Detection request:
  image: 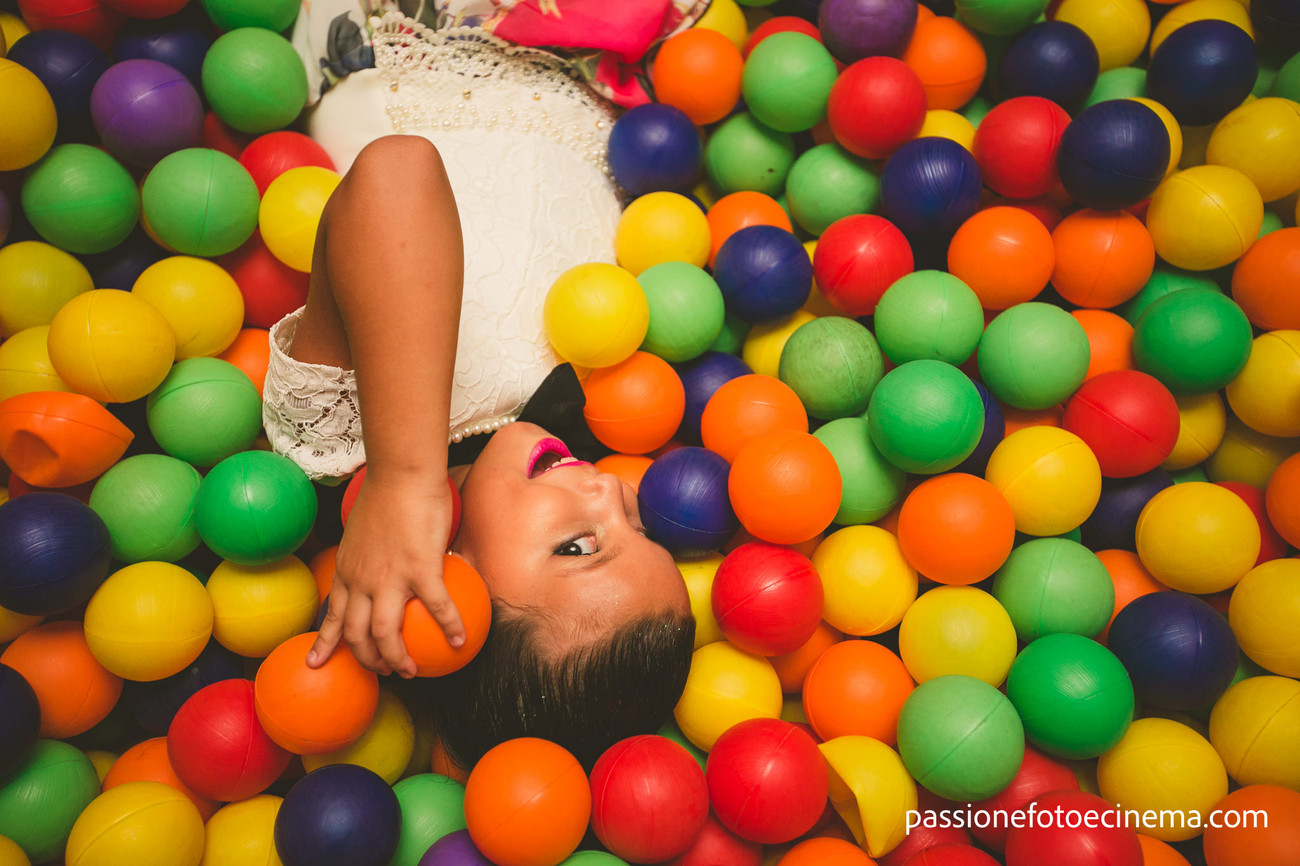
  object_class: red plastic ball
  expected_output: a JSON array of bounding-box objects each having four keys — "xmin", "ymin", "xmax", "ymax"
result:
[
  {"xmin": 1217, "ymin": 481, "xmax": 1289, "ymax": 566},
  {"xmin": 728, "ymin": 430, "xmax": 842, "ymax": 545},
  {"xmin": 1062, "ymin": 369, "xmax": 1179, "ymax": 478},
  {"xmin": 970, "ymin": 745, "xmax": 1078, "ymax": 852},
  {"xmin": 219, "ymin": 231, "xmax": 310, "ymax": 329},
  {"xmin": 239, "ymin": 131, "xmax": 337, "ymax": 196},
  {"xmin": 202, "ymin": 111, "xmax": 254, "ymax": 159},
  {"xmin": 705, "ymin": 718, "xmax": 829, "ymax": 845},
  {"xmin": 745, "ymin": 16, "xmax": 822, "ymax": 58},
  {"xmin": 1004, "ymin": 790, "xmax": 1143, "ymax": 866},
  {"xmin": 880, "ymin": 822, "xmax": 974, "ymax": 866},
  {"xmin": 583, "ymin": 351, "xmax": 686, "ymax": 455},
  {"xmin": 16, "ymin": 0, "xmax": 124, "ymax": 48},
  {"xmin": 712, "ymin": 542, "xmax": 824, "ymax": 656},
  {"xmin": 973, "ymin": 96, "xmax": 1071, "ymax": 200},
  {"xmin": 167, "ymin": 678, "xmax": 292, "ymax": 802},
  {"xmin": 904, "ymin": 844, "xmax": 1001, "ymax": 866},
  {"xmin": 663, "ymin": 814, "xmax": 762, "ymax": 866},
  {"xmin": 827, "ymin": 56, "xmax": 928, "ymax": 159},
  {"xmin": 812, "ymin": 214, "xmax": 914, "ymax": 316},
  {"xmin": 589, "ymin": 735, "xmax": 709, "ymax": 863}
]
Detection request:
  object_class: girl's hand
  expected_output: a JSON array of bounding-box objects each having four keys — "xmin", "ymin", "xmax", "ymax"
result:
[{"xmin": 307, "ymin": 473, "xmax": 465, "ymax": 676}]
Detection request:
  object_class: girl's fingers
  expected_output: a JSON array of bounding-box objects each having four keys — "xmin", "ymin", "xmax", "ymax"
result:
[
  {"xmin": 342, "ymin": 593, "xmax": 388, "ymax": 675},
  {"xmin": 372, "ymin": 592, "xmax": 416, "ymax": 678},
  {"xmin": 307, "ymin": 584, "xmax": 348, "ymax": 668},
  {"xmin": 413, "ymin": 574, "xmax": 467, "ymax": 649}
]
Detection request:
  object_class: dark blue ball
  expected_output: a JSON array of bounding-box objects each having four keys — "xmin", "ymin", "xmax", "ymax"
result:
[
  {"xmin": 0, "ymin": 493, "xmax": 112, "ymax": 617},
  {"xmin": 1147, "ymin": 20, "xmax": 1257, "ymax": 126},
  {"xmin": 1107, "ymin": 591, "xmax": 1240, "ymax": 710},
  {"xmin": 713, "ymin": 224, "xmax": 813, "ymax": 323},
  {"xmin": 608, "ymin": 103, "xmax": 703, "ymax": 196},
  {"xmin": 126, "ymin": 641, "xmax": 244, "ymax": 735},
  {"xmin": 880, "ymin": 136, "xmax": 982, "ymax": 241},
  {"xmin": 953, "ymin": 382, "xmax": 1004, "ymax": 476},
  {"xmin": 80, "ymin": 230, "xmax": 170, "ymax": 292},
  {"xmin": 0, "ymin": 663, "xmax": 41, "ymax": 779},
  {"xmin": 275, "ymin": 764, "xmax": 401, "ymax": 866},
  {"xmin": 676, "ymin": 351, "xmax": 752, "ymax": 442},
  {"xmin": 1056, "ymin": 99, "xmax": 1171, "ymax": 211},
  {"xmin": 113, "ymin": 21, "xmax": 213, "ymax": 89},
  {"xmin": 998, "ymin": 20, "xmax": 1100, "ymax": 112},
  {"xmin": 1080, "ymin": 469, "xmax": 1173, "ymax": 552},
  {"xmin": 6, "ymin": 30, "xmax": 110, "ymax": 138},
  {"xmin": 638, "ymin": 446, "xmax": 738, "ymax": 555}
]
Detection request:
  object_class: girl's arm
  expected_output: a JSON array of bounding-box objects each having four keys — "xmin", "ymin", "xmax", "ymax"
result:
[{"xmin": 296, "ymin": 135, "xmax": 466, "ymax": 677}]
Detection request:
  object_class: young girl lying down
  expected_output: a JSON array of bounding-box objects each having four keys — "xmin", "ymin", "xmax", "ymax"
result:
[{"xmin": 265, "ymin": 0, "xmax": 707, "ymax": 769}]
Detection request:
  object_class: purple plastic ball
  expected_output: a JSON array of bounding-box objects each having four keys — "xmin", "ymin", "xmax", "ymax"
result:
[
  {"xmin": 417, "ymin": 830, "xmax": 492, "ymax": 866},
  {"xmin": 818, "ymin": 0, "xmax": 919, "ymax": 63},
  {"xmin": 90, "ymin": 59, "xmax": 204, "ymax": 166}
]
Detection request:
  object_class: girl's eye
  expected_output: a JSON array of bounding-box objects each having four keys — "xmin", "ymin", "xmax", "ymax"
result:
[{"xmin": 555, "ymin": 535, "xmax": 598, "ymax": 556}]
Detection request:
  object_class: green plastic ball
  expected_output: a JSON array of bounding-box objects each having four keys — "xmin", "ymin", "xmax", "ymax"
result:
[
  {"xmin": 741, "ymin": 32, "xmax": 838, "ymax": 133},
  {"xmin": 637, "ymin": 262, "xmax": 726, "ymax": 363},
  {"xmin": 0, "ymin": 740, "xmax": 100, "ymax": 864},
  {"xmin": 1133, "ymin": 289, "xmax": 1253, "ymax": 395},
  {"xmin": 196, "ymin": 450, "xmax": 318, "ymax": 566},
  {"xmin": 707, "ymin": 311, "xmax": 749, "ymax": 355},
  {"xmin": 1005, "ymin": 633, "xmax": 1135, "ymax": 760},
  {"xmin": 147, "ymin": 357, "xmax": 264, "ymax": 467},
  {"xmin": 562, "ymin": 853, "xmax": 630, "ymax": 866},
  {"xmin": 201, "ymin": 28, "xmax": 308, "ymax": 134},
  {"xmin": 874, "ymin": 270, "xmax": 984, "ymax": 366},
  {"xmin": 1270, "ymin": 51, "xmax": 1300, "ymax": 102},
  {"xmin": 778, "ymin": 316, "xmax": 883, "ymax": 419},
  {"xmin": 201, "ymin": 0, "xmax": 299, "ymax": 31},
  {"xmin": 897, "ymin": 675, "xmax": 1025, "ymax": 801},
  {"xmin": 991, "ymin": 537, "xmax": 1115, "ymax": 642},
  {"xmin": 20, "ymin": 144, "xmax": 139, "ymax": 254},
  {"xmin": 962, "ymin": 95, "xmax": 994, "ymax": 127},
  {"xmin": 704, "ymin": 112, "xmax": 796, "ymax": 197},
  {"xmin": 813, "ymin": 416, "xmax": 906, "ymax": 524},
  {"xmin": 657, "ymin": 720, "xmax": 707, "ymax": 772},
  {"xmin": 142, "ymin": 148, "xmax": 260, "ymax": 257},
  {"xmin": 978, "ymin": 302, "xmax": 1091, "ymax": 410},
  {"xmin": 783, "ymin": 143, "xmax": 881, "ymax": 237},
  {"xmin": 1083, "ymin": 68, "xmax": 1148, "ymax": 108},
  {"xmin": 867, "ymin": 359, "xmax": 984, "ymax": 473},
  {"xmin": 954, "ymin": 0, "xmax": 1051, "ymax": 36},
  {"xmin": 1123, "ymin": 268, "xmax": 1221, "ymax": 325},
  {"xmin": 388, "ymin": 774, "xmax": 467, "ymax": 866},
  {"xmin": 89, "ymin": 454, "xmax": 202, "ymax": 563}
]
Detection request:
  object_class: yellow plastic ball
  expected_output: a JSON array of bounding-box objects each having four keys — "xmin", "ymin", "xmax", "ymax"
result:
[
  {"xmin": 0, "ymin": 13, "xmax": 30, "ymax": 53},
  {"xmin": 47, "ymin": 289, "xmax": 177, "ymax": 403},
  {"xmin": 206, "ymin": 555, "xmax": 320, "ymax": 658},
  {"xmin": 1147, "ymin": 166, "xmax": 1264, "ymax": 271},
  {"xmin": 741, "ymin": 309, "xmax": 815, "ymax": 378},
  {"xmin": 898, "ymin": 585, "xmax": 1017, "ymax": 686},
  {"xmin": 202, "ymin": 796, "xmax": 284, "ymax": 866},
  {"xmin": 674, "ymin": 640, "xmax": 782, "ymax": 751},
  {"xmin": 917, "ymin": 109, "xmax": 977, "ymax": 152},
  {"xmin": 0, "ymin": 58, "xmax": 56, "ymax": 172},
  {"xmin": 694, "ymin": 0, "xmax": 749, "ymax": 50},
  {"xmin": 66, "ymin": 781, "xmax": 205, "ymax": 866},
  {"xmin": 985, "ymin": 426, "xmax": 1102, "ymax": 537},
  {"xmin": 1208, "ymin": 675, "xmax": 1300, "ymax": 790},
  {"xmin": 84, "ymin": 750, "xmax": 117, "ymax": 786},
  {"xmin": 1135, "ymin": 481, "xmax": 1260, "ymax": 593},
  {"xmin": 1130, "ymin": 98, "xmax": 1183, "ymax": 177},
  {"xmin": 83, "ymin": 562, "xmax": 214, "ymax": 682},
  {"xmin": 0, "ymin": 603, "xmax": 41, "ymax": 643},
  {"xmin": 615, "ymin": 192, "xmax": 711, "ymax": 276},
  {"xmin": 813, "ymin": 525, "xmax": 918, "ymax": 636},
  {"xmin": 819, "ymin": 736, "xmax": 918, "ymax": 858},
  {"xmin": 543, "ymin": 262, "xmax": 649, "ymax": 368},
  {"xmin": 258, "ymin": 165, "xmax": 342, "ymax": 273},
  {"xmin": 0, "ymin": 325, "xmax": 70, "ymax": 402},
  {"xmin": 302, "ymin": 688, "xmax": 414, "ymax": 784},
  {"xmin": 1097, "ymin": 718, "xmax": 1228, "ymax": 842},
  {"xmin": 0, "ymin": 835, "xmax": 30, "ymax": 866},
  {"xmin": 1204, "ymin": 415, "xmax": 1300, "ymax": 488},
  {"xmin": 1150, "ymin": 0, "xmax": 1254, "ymax": 55},
  {"xmin": 1054, "ymin": 0, "xmax": 1151, "ymax": 71},
  {"xmin": 0, "ymin": 241, "xmax": 94, "ymax": 338},
  {"xmin": 679, "ymin": 554, "xmax": 725, "ymax": 649},
  {"xmin": 1228, "ymin": 558, "xmax": 1300, "ymax": 677},
  {"xmin": 1163, "ymin": 392, "xmax": 1227, "ymax": 471},
  {"xmin": 1225, "ymin": 330, "xmax": 1300, "ymax": 438},
  {"xmin": 1207, "ymin": 98, "xmax": 1300, "ymax": 203},
  {"xmin": 132, "ymin": 256, "xmax": 244, "ymax": 359}
]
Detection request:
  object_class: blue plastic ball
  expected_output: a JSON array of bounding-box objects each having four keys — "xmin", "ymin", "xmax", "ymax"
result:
[
  {"xmin": 275, "ymin": 764, "xmax": 402, "ymax": 866},
  {"xmin": 638, "ymin": 446, "xmax": 739, "ymax": 555},
  {"xmin": 6, "ymin": 30, "xmax": 111, "ymax": 139},
  {"xmin": 952, "ymin": 381, "xmax": 1005, "ymax": 476},
  {"xmin": 81, "ymin": 230, "xmax": 170, "ymax": 292},
  {"xmin": 1056, "ymin": 99, "xmax": 1171, "ymax": 210},
  {"xmin": 676, "ymin": 351, "xmax": 752, "ymax": 442},
  {"xmin": 0, "ymin": 493, "xmax": 112, "ymax": 617},
  {"xmin": 1147, "ymin": 20, "xmax": 1258, "ymax": 126},
  {"xmin": 1079, "ymin": 469, "xmax": 1173, "ymax": 552},
  {"xmin": 1107, "ymin": 591, "xmax": 1240, "ymax": 710},
  {"xmin": 0, "ymin": 664, "xmax": 41, "ymax": 779},
  {"xmin": 113, "ymin": 20, "xmax": 214, "ymax": 88},
  {"xmin": 998, "ymin": 20, "xmax": 1099, "ymax": 112},
  {"xmin": 608, "ymin": 103, "xmax": 703, "ymax": 196},
  {"xmin": 713, "ymin": 224, "xmax": 813, "ymax": 323},
  {"xmin": 880, "ymin": 136, "xmax": 982, "ymax": 241},
  {"xmin": 126, "ymin": 641, "xmax": 244, "ymax": 735}
]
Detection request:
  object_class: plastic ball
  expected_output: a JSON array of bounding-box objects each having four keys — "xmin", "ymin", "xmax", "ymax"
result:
[
  {"xmin": 1050, "ymin": 209, "xmax": 1155, "ymax": 310},
  {"xmin": 741, "ymin": 309, "xmax": 812, "ymax": 377},
  {"xmin": 131, "ymin": 255, "xmax": 243, "ymax": 358},
  {"xmin": 1136, "ymin": 481, "xmax": 1260, "ymax": 593},
  {"xmin": 146, "ymin": 357, "xmax": 263, "ymax": 466},
  {"xmin": 813, "ymin": 417, "xmax": 907, "ymax": 524},
  {"xmin": 650, "ymin": 28, "xmax": 743, "ymax": 126},
  {"xmin": 1229, "ymin": 558, "xmax": 1300, "ymax": 677},
  {"xmin": 142, "ymin": 147, "xmax": 260, "ymax": 256},
  {"xmin": 386, "ymin": 775, "xmax": 468, "ymax": 866},
  {"xmin": 818, "ymin": 734, "xmax": 919, "ymax": 858},
  {"xmin": 111, "ymin": 20, "xmax": 210, "ymax": 88},
  {"xmin": 803, "ymin": 638, "xmax": 914, "ymax": 743},
  {"xmin": 1203, "ymin": 784, "xmax": 1300, "ymax": 866},
  {"xmin": 255, "ymin": 631, "xmax": 378, "ymax": 755},
  {"xmin": 90, "ymin": 59, "xmax": 202, "ymax": 166},
  {"xmin": 1208, "ymin": 415, "xmax": 1296, "ymax": 489},
  {"xmin": 5, "ymin": 29, "xmax": 108, "ymax": 141},
  {"xmin": 970, "ymin": 745, "xmax": 1079, "ymax": 852},
  {"xmin": 401, "ymin": 555, "xmax": 490, "ymax": 677},
  {"xmin": 631, "ymin": 263, "xmax": 722, "ymax": 364},
  {"xmin": 46, "ymin": 289, "xmax": 173, "ymax": 404},
  {"xmin": 415, "ymin": 829, "xmax": 490, "ymax": 866},
  {"xmin": 948, "ymin": 207, "xmax": 1054, "ymax": 310},
  {"xmin": 728, "ymin": 430, "xmax": 842, "ymax": 544},
  {"xmin": 827, "ymin": 57, "xmax": 928, "ymax": 160},
  {"xmin": 221, "ymin": 235, "xmax": 309, "ymax": 330},
  {"xmin": 126, "ymin": 641, "xmax": 242, "ymax": 735},
  {"xmin": 706, "ymin": 718, "xmax": 828, "ymax": 845},
  {"xmin": 258, "ymin": 165, "xmax": 341, "ymax": 273},
  {"xmin": 216, "ymin": 327, "xmax": 270, "ymax": 395},
  {"xmin": 1063, "ymin": 370, "xmax": 1179, "ymax": 478},
  {"xmin": 101, "ymin": 737, "xmax": 216, "ymax": 821},
  {"xmin": 206, "ymin": 555, "xmax": 318, "ymax": 658},
  {"xmin": 200, "ymin": 28, "xmax": 306, "ymax": 134},
  {"xmin": 1207, "ymin": 97, "xmax": 1300, "ymax": 202},
  {"xmin": 1135, "ymin": 291, "xmax": 1253, "ymax": 401},
  {"xmin": 1209, "ymin": 675, "xmax": 1300, "ymax": 790},
  {"xmin": 300, "ymin": 687, "xmax": 414, "ymax": 784},
  {"xmin": 0, "ymin": 241, "xmax": 93, "ymax": 337},
  {"xmin": 814, "ymin": 525, "xmax": 916, "ymax": 635},
  {"xmin": 778, "ymin": 316, "xmax": 882, "ymax": 419},
  {"xmin": 783, "ymin": 142, "xmax": 878, "ymax": 235},
  {"xmin": 1225, "ymin": 331, "xmax": 1300, "ymax": 438},
  {"xmin": 972, "ymin": 97, "xmax": 1070, "ymax": 200},
  {"xmin": 64, "ymin": 781, "xmax": 203, "ymax": 866},
  {"xmin": 741, "ymin": 32, "xmax": 838, "ymax": 133},
  {"xmin": 986, "ymin": 426, "xmax": 1103, "ymax": 537},
  {"xmin": 779, "ymin": 837, "xmax": 877, "ymax": 866},
  {"xmin": 589, "ymin": 736, "xmax": 708, "ymax": 863},
  {"xmin": 238, "ymin": 130, "xmax": 334, "ymax": 195},
  {"xmin": 615, "ymin": 192, "xmax": 710, "ymax": 276},
  {"xmin": 1053, "ymin": 0, "xmax": 1151, "ymax": 71},
  {"xmin": 896, "ymin": 473, "xmax": 1014, "ymax": 586},
  {"xmin": 711, "ymin": 542, "xmax": 823, "ymax": 656},
  {"xmin": 0, "ymin": 664, "xmax": 40, "ymax": 780},
  {"xmin": 0, "ymin": 740, "xmax": 100, "ymax": 865},
  {"xmin": 1072, "ymin": 309, "xmax": 1134, "ymax": 381},
  {"xmin": 1146, "ymin": 166, "xmax": 1263, "ymax": 272},
  {"xmin": 200, "ymin": 0, "xmax": 297, "ymax": 31},
  {"xmin": 874, "ymin": 271, "xmax": 983, "ymax": 366},
  {"xmin": 20, "ymin": 143, "xmax": 139, "ymax": 254},
  {"xmin": 581, "ymin": 351, "xmax": 684, "ymax": 454},
  {"xmin": 676, "ymin": 351, "xmax": 751, "ymax": 441},
  {"xmin": 998, "ymin": 21, "xmax": 1098, "ymax": 112},
  {"xmin": 1147, "ymin": 20, "xmax": 1257, "ymax": 127},
  {"xmin": 166, "ymin": 678, "xmax": 290, "ymax": 802},
  {"xmin": 992, "ymin": 538, "xmax": 1113, "ymax": 641},
  {"xmin": 706, "ymin": 190, "xmax": 792, "ymax": 266},
  {"xmin": 953, "ymin": 0, "xmax": 1049, "ymax": 36},
  {"xmin": 899, "ymin": 586, "xmax": 1017, "ymax": 685},
  {"xmin": 0, "ymin": 492, "xmax": 111, "ymax": 616},
  {"xmin": 660, "ymin": 814, "xmax": 759, "ymax": 866},
  {"xmin": 0, "ymin": 620, "xmax": 122, "ymax": 738},
  {"xmin": 1003, "ymin": 790, "xmax": 1142, "ymax": 866},
  {"xmin": 0, "ymin": 57, "xmax": 57, "ymax": 171},
  {"xmin": 705, "ymin": 112, "xmax": 796, "ymax": 197},
  {"xmin": 868, "ymin": 360, "xmax": 984, "ymax": 473},
  {"xmin": 700, "ymin": 373, "xmax": 807, "ymax": 462},
  {"xmin": 272, "ymin": 765, "xmax": 400, "ymax": 866},
  {"xmin": 83, "ymin": 561, "xmax": 211, "ymax": 682},
  {"xmin": 544, "ymin": 263, "xmax": 648, "ymax": 369},
  {"xmin": 979, "ymin": 302, "xmax": 1090, "ymax": 409},
  {"xmin": 901, "ymin": 15, "xmax": 986, "ymax": 110},
  {"xmin": 202, "ymin": 796, "xmax": 282, "ymax": 866},
  {"xmin": 196, "ymin": 450, "xmax": 316, "ymax": 566},
  {"xmin": 1232, "ymin": 228, "xmax": 1300, "ymax": 330},
  {"xmin": 818, "ymin": 0, "xmax": 917, "ymax": 63},
  {"xmin": 812, "ymin": 214, "xmax": 914, "ymax": 315},
  {"xmin": 674, "ymin": 641, "xmax": 782, "ymax": 751},
  {"xmin": 714, "ymin": 224, "xmax": 813, "ymax": 322},
  {"xmin": 881, "ymin": 136, "xmax": 982, "ymax": 242},
  {"xmin": 1080, "ymin": 469, "xmax": 1173, "ymax": 551},
  {"xmin": 638, "ymin": 446, "xmax": 737, "ymax": 555}
]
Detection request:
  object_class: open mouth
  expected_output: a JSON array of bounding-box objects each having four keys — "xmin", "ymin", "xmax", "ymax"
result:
[{"xmin": 527, "ymin": 437, "xmax": 587, "ymax": 477}]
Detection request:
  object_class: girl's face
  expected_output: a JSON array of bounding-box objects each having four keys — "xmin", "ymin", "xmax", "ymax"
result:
[{"xmin": 449, "ymin": 422, "xmax": 690, "ymax": 652}]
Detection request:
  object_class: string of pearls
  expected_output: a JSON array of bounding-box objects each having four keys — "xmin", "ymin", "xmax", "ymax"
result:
[{"xmin": 448, "ymin": 410, "xmax": 521, "ymax": 444}]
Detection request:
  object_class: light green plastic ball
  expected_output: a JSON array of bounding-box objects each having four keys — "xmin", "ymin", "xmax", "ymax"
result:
[
  {"xmin": 978, "ymin": 302, "xmax": 1091, "ymax": 410},
  {"xmin": 388, "ymin": 774, "xmax": 467, "ymax": 866},
  {"xmin": 778, "ymin": 316, "xmax": 883, "ymax": 419},
  {"xmin": 874, "ymin": 270, "xmax": 984, "ymax": 366},
  {"xmin": 142, "ymin": 148, "xmax": 260, "ymax": 257},
  {"xmin": 741, "ymin": 32, "xmax": 838, "ymax": 133},
  {"xmin": 813, "ymin": 416, "xmax": 906, "ymax": 524},
  {"xmin": 20, "ymin": 144, "xmax": 139, "ymax": 254},
  {"xmin": 784, "ymin": 143, "xmax": 881, "ymax": 236},
  {"xmin": 637, "ymin": 261, "xmax": 726, "ymax": 363},
  {"xmin": 201, "ymin": 28, "xmax": 308, "ymax": 134},
  {"xmin": 991, "ymin": 537, "xmax": 1115, "ymax": 641},
  {"xmin": 704, "ymin": 112, "xmax": 796, "ymax": 196},
  {"xmin": 89, "ymin": 454, "xmax": 203, "ymax": 563}
]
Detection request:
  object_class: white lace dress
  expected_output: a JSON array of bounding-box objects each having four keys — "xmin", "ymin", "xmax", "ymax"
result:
[{"xmin": 263, "ymin": 9, "xmax": 622, "ymax": 481}]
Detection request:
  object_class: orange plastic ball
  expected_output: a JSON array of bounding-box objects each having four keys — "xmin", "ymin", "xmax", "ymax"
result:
[
  {"xmin": 1264, "ymin": 452, "xmax": 1300, "ymax": 548},
  {"xmin": 770, "ymin": 620, "xmax": 842, "ymax": 692},
  {"xmin": 0, "ymin": 390, "xmax": 133, "ymax": 487},
  {"xmin": 707, "ymin": 191, "xmax": 793, "ymax": 266},
  {"xmin": 253, "ymin": 631, "xmax": 379, "ymax": 755},
  {"xmin": 1202, "ymin": 785, "xmax": 1300, "ymax": 866},
  {"xmin": 1051, "ymin": 209, "xmax": 1155, "ymax": 309},
  {"xmin": 401, "ymin": 554, "xmax": 491, "ymax": 677},
  {"xmin": 802, "ymin": 638, "xmax": 914, "ymax": 745},
  {"xmin": 1072, "ymin": 309, "xmax": 1135, "ymax": 380},
  {"xmin": 1096, "ymin": 548, "xmax": 1167, "ymax": 642},
  {"xmin": 464, "ymin": 737, "xmax": 592, "ymax": 866},
  {"xmin": 1231, "ymin": 227, "xmax": 1300, "ymax": 330},
  {"xmin": 728, "ymin": 430, "xmax": 841, "ymax": 545},
  {"xmin": 0, "ymin": 619, "xmax": 122, "ymax": 738},
  {"xmin": 309, "ymin": 545, "xmax": 337, "ymax": 603},
  {"xmin": 779, "ymin": 836, "xmax": 878, "ymax": 866},
  {"xmin": 582, "ymin": 351, "xmax": 685, "ymax": 454},
  {"xmin": 948, "ymin": 206, "xmax": 1055, "ymax": 310},
  {"xmin": 1139, "ymin": 834, "xmax": 1193, "ymax": 866},
  {"xmin": 700, "ymin": 373, "xmax": 808, "ymax": 463},
  {"xmin": 593, "ymin": 454, "xmax": 653, "ymax": 492},
  {"xmin": 651, "ymin": 28, "xmax": 744, "ymax": 126},
  {"xmin": 216, "ymin": 327, "xmax": 271, "ymax": 396},
  {"xmin": 896, "ymin": 473, "xmax": 1016, "ymax": 585},
  {"xmin": 102, "ymin": 737, "xmax": 219, "ymax": 821},
  {"xmin": 902, "ymin": 15, "xmax": 987, "ymax": 111},
  {"xmin": 1000, "ymin": 403, "xmax": 1064, "ymax": 436}
]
